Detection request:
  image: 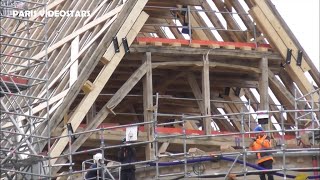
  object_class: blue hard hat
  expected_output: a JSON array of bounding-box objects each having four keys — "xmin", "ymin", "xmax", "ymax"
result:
[{"xmin": 254, "ymin": 126, "xmax": 263, "ymax": 132}]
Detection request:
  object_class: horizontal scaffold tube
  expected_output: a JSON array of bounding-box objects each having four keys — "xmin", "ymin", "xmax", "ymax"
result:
[{"xmin": 148, "ymin": 156, "xmax": 320, "ymax": 179}]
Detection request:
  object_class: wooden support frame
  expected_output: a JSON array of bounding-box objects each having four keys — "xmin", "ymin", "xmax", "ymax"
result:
[
  {"xmin": 49, "ymin": 8, "xmax": 149, "ymax": 168},
  {"xmin": 202, "ymin": 57, "xmax": 211, "ymax": 134},
  {"xmin": 250, "ymin": 6, "xmax": 319, "ymax": 106},
  {"xmin": 52, "ymin": 59, "xmax": 148, "ymax": 174},
  {"xmin": 142, "ymin": 52, "xmax": 155, "ymax": 160},
  {"xmin": 259, "ymin": 57, "xmax": 270, "ymax": 130},
  {"xmin": 187, "ymin": 73, "xmax": 215, "ymax": 133}
]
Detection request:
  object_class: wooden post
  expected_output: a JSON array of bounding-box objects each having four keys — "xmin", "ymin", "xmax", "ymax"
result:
[
  {"xmin": 143, "ymin": 52, "xmax": 155, "ymax": 160},
  {"xmin": 259, "ymin": 57, "xmax": 269, "ymax": 131},
  {"xmin": 202, "ymin": 58, "xmax": 211, "ymax": 135}
]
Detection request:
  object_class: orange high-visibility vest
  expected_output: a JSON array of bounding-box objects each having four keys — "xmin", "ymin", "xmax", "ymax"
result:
[{"xmin": 250, "ymin": 135, "xmax": 274, "ymax": 164}]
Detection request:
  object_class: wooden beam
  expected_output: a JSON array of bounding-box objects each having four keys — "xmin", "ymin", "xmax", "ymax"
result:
[
  {"xmin": 187, "ymin": 73, "xmax": 205, "ymax": 115},
  {"xmin": 187, "ymin": 73, "xmax": 213, "ymax": 133},
  {"xmin": 130, "ymin": 45, "xmax": 282, "ymax": 60},
  {"xmin": 52, "ymin": 60, "xmax": 148, "ymax": 174},
  {"xmin": 253, "ymin": 0, "xmax": 315, "ymax": 74},
  {"xmin": 249, "ymin": 6, "xmax": 319, "ymax": 106},
  {"xmin": 212, "ymin": 0, "xmax": 246, "ymax": 42},
  {"xmin": 224, "ymin": 89, "xmax": 251, "ymax": 131},
  {"xmin": 190, "ymin": 6, "xmax": 217, "ymax": 41},
  {"xmin": 225, "ymin": 0, "xmax": 264, "ymax": 43},
  {"xmin": 158, "ymin": 142, "xmax": 170, "ymax": 155},
  {"xmin": 142, "ymin": 52, "xmax": 155, "ymax": 160},
  {"xmin": 44, "ymin": 0, "xmax": 147, "ymax": 144},
  {"xmin": 259, "ymin": 57, "xmax": 269, "ymax": 130},
  {"xmin": 202, "ymin": 58, "xmax": 211, "ymax": 134},
  {"xmin": 199, "ymin": 0, "xmax": 233, "ymax": 41},
  {"xmin": 154, "ymin": 72, "xmax": 187, "ymax": 94},
  {"xmin": 259, "ymin": 57, "xmax": 269, "ymax": 110},
  {"xmin": 49, "ymin": 8, "xmax": 149, "ymax": 168},
  {"xmin": 152, "ymin": 61, "xmax": 261, "ymax": 74},
  {"xmin": 264, "ymin": 0, "xmax": 320, "ymax": 87}
]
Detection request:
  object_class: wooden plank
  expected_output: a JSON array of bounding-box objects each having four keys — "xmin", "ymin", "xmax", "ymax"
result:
[
  {"xmin": 142, "ymin": 52, "xmax": 155, "ymax": 160},
  {"xmin": 135, "ymin": 37, "xmax": 271, "ymax": 49},
  {"xmin": 200, "ymin": 0, "xmax": 233, "ymax": 41},
  {"xmin": 83, "ymin": 0, "xmax": 110, "ymax": 25},
  {"xmin": 259, "ymin": 57, "xmax": 269, "ymax": 110},
  {"xmin": 264, "ymin": 0, "xmax": 320, "ymax": 86},
  {"xmin": 158, "ymin": 142, "xmax": 170, "ymax": 155},
  {"xmin": 190, "ymin": 6, "xmax": 217, "ymax": 41},
  {"xmin": 212, "ymin": 0, "xmax": 246, "ymax": 42},
  {"xmin": 224, "ymin": 90, "xmax": 250, "ymax": 131},
  {"xmin": 37, "ymin": 15, "xmax": 118, "ymax": 101},
  {"xmin": 259, "ymin": 57, "xmax": 270, "ymax": 130},
  {"xmin": 154, "ymin": 72, "xmax": 187, "ymax": 94},
  {"xmin": 152, "ymin": 61, "xmax": 261, "ymax": 74},
  {"xmin": 253, "ymin": 0, "xmax": 310, "ymax": 72},
  {"xmin": 49, "ymin": 10, "xmax": 149, "ymax": 166},
  {"xmin": 250, "ymin": 7, "xmax": 319, "ymax": 106},
  {"xmin": 69, "ymin": 36, "xmax": 79, "ymax": 86},
  {"xmin": 130, "ymin": 45, "xmax": 280, "ymax": 60},
  {"xmin": 202, "ymin": 58, "xmax": 211, "ymax": 135},
  {"xmin": 187, "ymin": 73, "xmax": 215, "ymax": 133},
  {"xmin": 187, "ymin": 73, "xmax": 205, "ymax": 113},
  {"xmin": 52, "ymin": 62, "xmax": 147, "ymax": 173},
  {"xmin": 225, "ymin": 0, "xmax": 265, "ymax": 43},
  {"xmin": 50, "ymin": 11, "xmax": 149, "ymax": 173}
]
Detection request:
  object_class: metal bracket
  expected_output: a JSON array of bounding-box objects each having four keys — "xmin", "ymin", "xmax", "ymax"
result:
[
  {"xmin": 122, "ymin": 37, "xmax": 130, "ymax": 54},
  {"xmin": 297, "ymin": 50, "xmax": 303, "ymax": 66},
  {"xmin": 286, "ymin": 48, "xmax": 292, "ymax": 64},
  {"xmin": 113, "ymin": 36, "xmax": 120, "ymax": 53}
]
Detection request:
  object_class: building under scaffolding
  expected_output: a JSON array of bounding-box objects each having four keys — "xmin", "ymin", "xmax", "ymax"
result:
[{"xmin": 0, "ymin": 0, "xmax": 319, "ymax": 179}]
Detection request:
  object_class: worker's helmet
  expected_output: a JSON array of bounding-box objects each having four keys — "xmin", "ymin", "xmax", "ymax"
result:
[
  {"xmin": 93, "ymin": 153, "xmax": 103, "ymax": 162},
  {"xmin": 254, "ymin": 125, "xmax": 263, "ymax": 132}
]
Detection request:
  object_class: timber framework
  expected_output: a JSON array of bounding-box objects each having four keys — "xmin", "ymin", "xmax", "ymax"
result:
[{"xmin": 0, "ymin": 0, "xmax": 319, "ymax": 179}]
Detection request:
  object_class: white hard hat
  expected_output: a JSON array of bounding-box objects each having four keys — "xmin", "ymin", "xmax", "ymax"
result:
[{"xmin": 93, "ymin": 153, "xmax": 103, "ymax": 161}]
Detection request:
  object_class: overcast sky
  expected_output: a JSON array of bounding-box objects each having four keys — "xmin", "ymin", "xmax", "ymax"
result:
[{"xmin": 271, "ymin": 0, "xmax": 319, "ymax": 70}]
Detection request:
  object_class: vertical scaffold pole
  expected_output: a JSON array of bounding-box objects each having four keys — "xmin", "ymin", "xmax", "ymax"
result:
[
  {"xmin": 280, "ymin": 105, "xmax": 287, "ymax": 179},
  {"xmin": 154, "ymin": 93, "xmax": 159, "ymax": 179},
  {"xmin": 241, "ymin": 107, "xmax": 247, "ymax": 179}
]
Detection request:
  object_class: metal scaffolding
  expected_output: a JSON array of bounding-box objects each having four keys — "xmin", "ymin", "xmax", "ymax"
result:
[
  {"xmin": 0, "ymin": 1, "xmax": 319, "ymax": 179},
  {"xmin": 0, "ymin": 0, "xmax": 49, "ymax": 179},
  {"xmin": 47, "ymin": 90, "xmax": 319, "ymax": 180}
]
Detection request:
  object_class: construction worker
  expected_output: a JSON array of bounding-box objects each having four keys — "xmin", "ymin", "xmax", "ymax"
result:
[
  {"xmin": 118, "ymin": 138, "xmax": 136, "ymax": 180},
  {"xmin": 85, "ymin": 153, "xmax": 111, "ymax": 180},
  {"xmin": 250, "ymin": 126, "xmax": 274, "ymax": 180}
]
